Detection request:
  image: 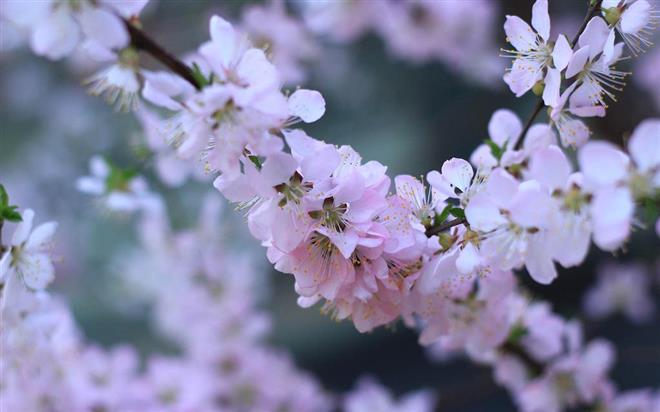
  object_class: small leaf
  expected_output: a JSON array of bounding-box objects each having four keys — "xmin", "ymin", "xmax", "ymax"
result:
[
  {"xmin": 248, "ymin": 155, "xmax": 263, "ymax": 170},
  {"xmin": 191, "ymin": 62, "xmax": 210, "ymax": 88},
  {"xmin": 507, "ymin": 324, "xmax": 528, "ymax": 344},
  {"xmin": 485, "ymin": 139, "xmax": 503, "ymax": 161},
  {"xmin": 449, "ymin": 207, "xmax": 465, "ymax": 219},
  {"xmin": 0, "ymin": 184, "xmax": 8, "ymax": 207},
  {"xmin": 435, "ymin": 204, "xmax": 454, "ymax": 225},
  {"xmin": 2, "ymin": 208, "xmax": 22, "ymax": 222}
]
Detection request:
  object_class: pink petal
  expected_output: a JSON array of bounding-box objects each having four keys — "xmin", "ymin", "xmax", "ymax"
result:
[
  {"xmin": 531, "ymin": 0, "xmax": 551, "ymax": 42},
  {"xmin": 578, "ymin": 17, "xmax": 610, "ymax": 59},
  {"xmin": 566, "ymin": 45, "xmax": 591, "ymax": 78},
  {"xmin": 578, "ymin": 141, "xmax": 630, "ymax": 187},
  {"xmin": 542, "ymin": 68, "xmax": 561, "ymax": 107},
  {"xmin": 628, "ymin": 119, "xmax": 660, "ymax": 173},
  {"xmin": 504, "ymin": 15, "xmax": 538, "ymax": 51},
  {"xmin": 528, "ymin": 145, "xmax": 571, "ymax": 190},
  {"xmin": 488, "ymin": 109, "xmax": 523, "ymax": 147},
  {"xmin": 441, "ymin": 158, "xmax": 474, "ymax": 193},
  {"xmin": 288, "ymin": 89, "xmax": 326, "ymax": 123},
  {"xmin": 552, "ymin": 34, "xmax": 573, "ymax": 71}
]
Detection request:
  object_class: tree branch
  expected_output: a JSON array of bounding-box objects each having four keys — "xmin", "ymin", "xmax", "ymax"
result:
[
  {"xmin": 123, "ymin": 19, "xmax": 201, "ymax": 90},
  {"xmin": 425, "ymin": 217, "xmax": 467, "ymax": 237},
  {"xmin": 514, "ymin": 0, "xmax": 603, "ymax": 149}
]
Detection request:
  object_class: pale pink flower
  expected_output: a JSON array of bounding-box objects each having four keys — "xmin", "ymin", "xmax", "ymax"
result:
[
  {"xmin": 465, "ymin": 170, "xmax": 558, "ymax": 284},
  {"xmin": 566, "ymin": 18, "xmax": 626, "ymax": 107},
  {"xmin": 344, "ymin": 376, "xmax": 435, "ymax": 412},
  {"xmin": 584, "ymin": 262, "xmax": 656, "ymax": 323},
  {"xmin": 503, "ymin": 0, "xmax": 573, "ymax": 104},
  {"xmin": 601, "ymin": 0, "xmax": 659, "ymax": 55},
  {"xmin": 241, "ymin": 0, "xmax": 318, "ymax": 84},
  {"xmin": 0, "ymin": 209, "xmax": 56, "ymax": 291}
]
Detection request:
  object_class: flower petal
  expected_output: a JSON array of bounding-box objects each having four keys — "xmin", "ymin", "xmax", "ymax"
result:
[{"xmin": 288, "ymin": 89, "xmax": 326, "ymax": 123}]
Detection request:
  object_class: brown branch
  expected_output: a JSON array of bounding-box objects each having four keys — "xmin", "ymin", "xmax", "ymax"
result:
[
  {"xmin": 425, "ymin": 217, "xmax": 467, "ymax": 237},
  {"xmin": 514, "ymin": 0, "xmax": 603, "ymax": 149},
  {"xmin": 123, "ymin": 19, "xmax": 201, "ymax": 90}
]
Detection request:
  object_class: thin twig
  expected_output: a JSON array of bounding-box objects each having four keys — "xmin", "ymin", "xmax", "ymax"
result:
[
  {"xmin": 425, "ymin": 217, "xmax": 467, "ymax": 237},
  {"xmin": 514, "ymin": 0, "xmax": 603, "ymax": 149},
  {"xmin": 123, "ymin": 19, "xmax": 201, "ymax": 90}
]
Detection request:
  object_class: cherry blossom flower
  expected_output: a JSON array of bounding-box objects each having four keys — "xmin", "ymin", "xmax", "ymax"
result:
[
  {"xmin": 241, "ymin": 0, "xmax": 318, "ymax": 84},
  {"xmin": 344, "ymin": 376, "xmax": 435, "ymax": 412},
  {"xmin": 601, "ymin": 0, "xmax": 659, "ymax": 55},
  {"xmin": 583, "ymin": 262, "xmax": 656, "ymax": 323},
  {"xmin": 565, "ymin": 18, "xmax": 627, "ymax": 107},
  {"xmin": 502, "ymin": 0, "xmax": 573, "ymax": 105},
  {"xmin": 0, "ymin": 209, "xmax": 56, "ymax": 291},
  {"xmin": 76, "ymin": 155, "xmax": 157, "ymax": 213}
]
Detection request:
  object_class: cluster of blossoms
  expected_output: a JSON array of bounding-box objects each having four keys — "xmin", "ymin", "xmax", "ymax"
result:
[
  {"xmin": 298, "ymin": 0, "xmax": 503, "ymax": 83},
  {"xmin": 503, "ymin": 0, "xmax": 658, "ymax": 146},
  {"xmin": 1, "ymin": 0, "xmax": 150, "ymax": 111},
  {"xmin": 0, "ymin": 190, "xmax": 434, "ymax": 411},
  {"xmin": 3, "ymin": 0, "xmax": 659, "ymax": 411}
]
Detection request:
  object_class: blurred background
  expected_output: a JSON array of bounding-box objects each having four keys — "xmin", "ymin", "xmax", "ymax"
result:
[{"xmin": 1, "ymin": 1, "xmax": 658, "ymax": 410}]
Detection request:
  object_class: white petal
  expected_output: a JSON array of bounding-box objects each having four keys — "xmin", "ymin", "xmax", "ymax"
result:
[
  {"xmin": 551, "ymin": 213, "xmax": 591, "ymax": 267},
  {"xmin": 578, "ymin": 141, "xmax": 630, "ymax": 187},
  {"xmin": 523, "ymin": 124, "xmax": 557, "ymax": 154},
  {"xmin": 288, "ymin": 89, "xmax": 326, "ymax": 123},
  {"xmin": 465, "ymin": 193, "xmax": 507, "ymax": 232},
  {"xmin": 0, "ymin": 251, "xmax": 10, "ymax": 283},
  {"xmin": 525, "ymin": 237, "xmax": 557, "ymax": 284},
  {"xmin": 628, "ymin": 118, "xmax": 660, "ymax": 173},
  {"xmin": 558, "ymin": 118, "xmax": 591, "ymax": 148},
  {"xmin": 488, "ymin": 109, "xmax": 523, "ymax": 147},
  {"xmin": 76, "ymin": 176, "xmax": 105, "ymax": 195},
  {"xmin": 25, "ymin": 222, "xmax": 57, "ymax": 251},
  {"xmin": 30, "ymin": 8, "xmax": 80, "ymax": 60},
  {"xmin": 509, "ymin": 181, "xmax": 553, "ymax": 228},
  {"xmin": 441, "ymin": 158, "xmax": 474, "ymax": 193},
  {"xmin": 78, "ymin": 7, "xmax": 129, "ymax": 51},
  {"xmin": 11, "ymin": 209, "xmax": 34, "ymax": 246},
  {"xmin": 142, "ymin": 71, "xmax": 191, "ymax": 111},
  {"xmin": 542, "ymin": 68, "xmax": 561, "ymax": 107},
  {"xmin": 486, "ymin": 168, "xmax": 519, "ymax": 209},
  {"xmin": 90, "ymin": 155, "xmax": 110, "ymax": 178},
  {"xmin": 504, "ymin": 15, "xmax": 538, "ymax": 51},
  {"xmin": 300, "ymin": 146, "xmax": 339, "ymax": 182},
  {"xmin": 531, "ymin": 0, "xmax": 551, "ymax": 42},
  {"xmin": 395, "ymin": 175, "xmax": 425, "ymax": 207},
  {"xmin": 456, "ymin": 243, "xmax": 481, "ymax": 275},
  {"xmin": 566, "ymin": 46, "xmax": 591, "ymax": 79},
  {"xmin": 578, "ymin": 17, "xmax": 610, "ymax": 59},
  {"xmin": 591, "ymin": 186, "xmax": 634, "ymax": 251},
  {"xmin": 552, "ymin": 34, "xmax": 573, "ymax": 71},
  {"xmin": 504, "ymin": 58, "xmax": 544, "ymax": 97},
  {"xmin": 620, "ymin": 0, "xmax": 651, "ymax": 34},
  {"xmin": 18, "ymin": 253, "xmax": 55, "ymax": 290},
  {"xmin": 528, "ymin": 145, "xmax": 571, "ymax": 190}
]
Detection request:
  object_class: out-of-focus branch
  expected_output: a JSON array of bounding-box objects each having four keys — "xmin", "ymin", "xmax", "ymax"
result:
[{"xmin": 123, "ymin": 19, "xmax": 201, "ymax": 90}]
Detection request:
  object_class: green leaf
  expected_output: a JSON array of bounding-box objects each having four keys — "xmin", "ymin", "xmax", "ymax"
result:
[
  {"xmin": 191, "ymin": 62, "xmax": 211, "ymax": 88},
  {"xmin": 435, "ymin": 204, "xmax": 454, "ymax": 225},
  {"xmin": 105, "ymin": 163, "xmax": 138, "ymax": 192},
  {"xmin": 507, "ymin": 324, "xmax": 528, "ymax": 344},
  {"xmin": 248, "ymin": 155, "xmax": 263, "ymax": 170},
  {"xmin": 485, "ymin": 139, "xmax": 503, "ymax": 161},
  {"xmin": 449, "ymin": 207, "xmax": 465, "ymax": 219},
  {"xmin": 2, "ymin": 208, "xmax": 22, "ymax": 222},
  {"xmin": 0, "ymin": 184, "xmax": 8, "ymax": 207}
]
